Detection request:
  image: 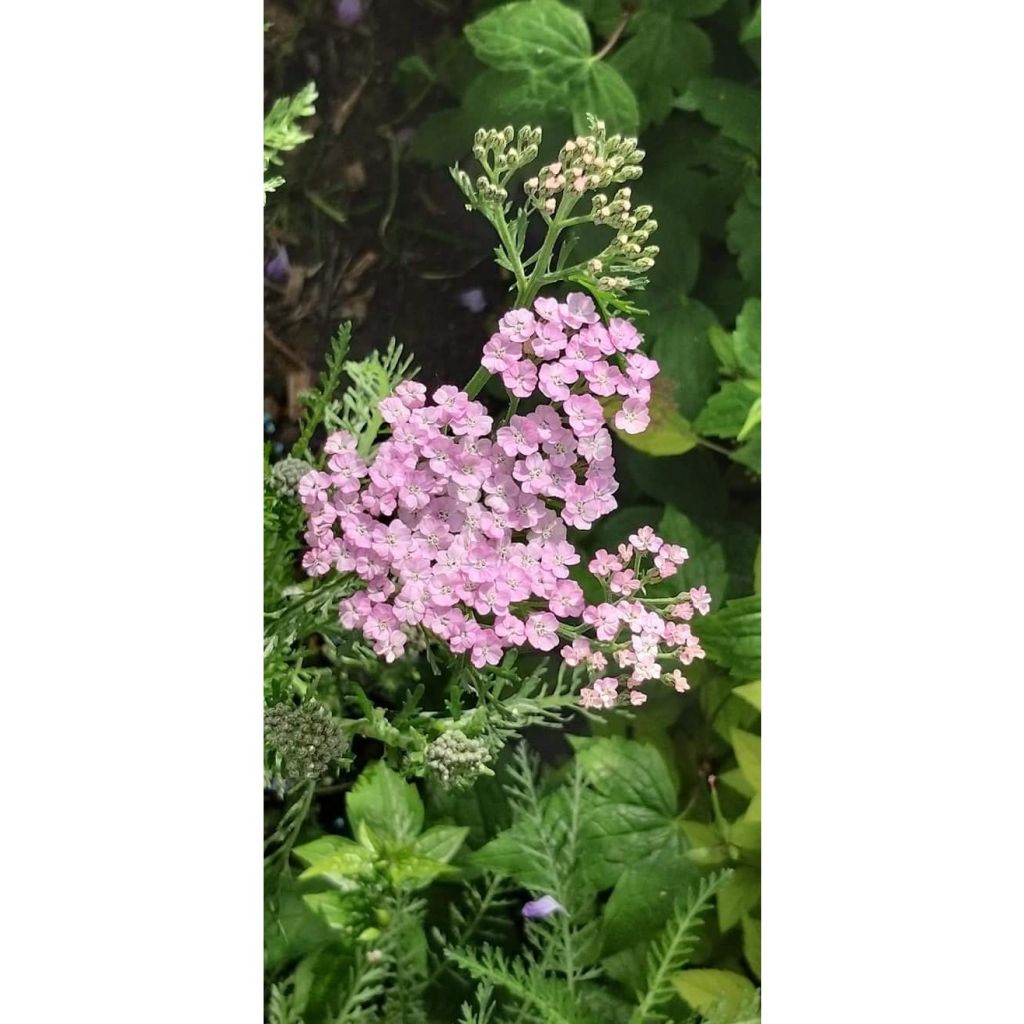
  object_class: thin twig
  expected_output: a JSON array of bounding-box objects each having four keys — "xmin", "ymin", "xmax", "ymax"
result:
[{"xmin": 594, "ymin": 7, "xmax": 634, "ymax": 61}]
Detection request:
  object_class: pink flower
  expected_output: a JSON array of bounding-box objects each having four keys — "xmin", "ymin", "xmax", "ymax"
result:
[
  {"xmin": 525, "ymin": 612, "xmax": 560, "ymax": 652},
  {"xmin": 689, "ymin": 586, "xmax": 712, "ymax": 615},
  {"xmin": 588, "ymin": 549, "xmax": 622, "ymax": 577},
  {"xmin": 534, "ymin": 296, "xmax": 563, "ymax": 324},
  {"xmin": 560, "ymin": 636, "xmax": 592, "ymax": 666},
  {"xmin": 560, "ymin": 292, "xmax": 599, "ymax": 329},
  {"xmin": 628, "ymin": 527, "xmax": 663, "ymax": 552},
  {"xmin": 538, "ymin": 361, "xmax": 579, "ymax": 402},
  {"xmin": 608, "ymin": 317, "xmax": 642, "ymax": 351},
  {"xmin": 501, "ymin": 359, "xmax": 538, "ymax": 397},
  {"xmin": 614, "ymin": 398, "xmax": 651, "ymax": 434},
  {"xmin": 669, "ymin": 670, "xmax": 690, "ymax": 693},
  {"xmin": 499, "ymin": 309, "xmax": 536, "ymax": 342},
  {"xmin": 563, "ymin": 393, "xmax": 604, "ymax": 437},
  {"xmin": 482, "ymin": 333, "xmax": 524, "ymax": 373},
  {"xmin": 513, "ymin": 453, "xmax": 553, "ymax": 495}
]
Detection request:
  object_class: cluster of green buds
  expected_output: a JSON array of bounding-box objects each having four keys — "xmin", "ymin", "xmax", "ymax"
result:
[
  {"xmin": 264, "ymin": 700, "xmax": 349, "ymax": 781},
  {"xmin": 523, "ymin": 119, "xmax": 645, "ymax": 216},
  {"xmin": 425, "ymin": 729, "xmax": 494, "ymax": 790},
  {"xmin": 453, "ymin": 124, "xmax": 543, "ymax": 209},
  {"xmin": 587, "ymin": 188, "xmax": 660, "ymax": 290},
  {"xmin": 270, "ymin": 456, "xmax": 313, "ymax": 497}
]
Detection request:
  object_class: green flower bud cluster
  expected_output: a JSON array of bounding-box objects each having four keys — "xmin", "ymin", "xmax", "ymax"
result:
[
  {"xmin": 264, "ymin": 700, "xmax": 349, "ymax": 781},
  {"xmin": 270, "ymin": 456, "xmax": 313, "ymax": 497},
  {"xmin": 590, "ymin": 187, "xmax": 660, "ymax": 288},
  {"xmin": 425, "ymin": 729, "xmax": 494, "ymax": 790},
  {"xmin": 524, "ymin": 119, "xmax": 645, "ymax": 215}
]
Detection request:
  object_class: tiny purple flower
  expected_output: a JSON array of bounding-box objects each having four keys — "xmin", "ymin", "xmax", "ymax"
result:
[
  {"xmin": 458, "ymin": 287, "xmax": 487, "ymax": 314},
  {"xmin": 334, "ymin": 0, "xmax": 364, "ymax": 27},
  {"xmin": 521, "ymin": 895, "xmax": 564, "ymax": 920},
  {"xmin": 265, "ymin": 244, "xmax": 290, "ymax": 283}
]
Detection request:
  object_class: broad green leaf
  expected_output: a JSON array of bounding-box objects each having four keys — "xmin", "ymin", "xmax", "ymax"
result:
[
  {"xmin": 653, "ymin": 505, "xmax": 730, "ymax": 607},
  {"xmin": 753, "ymin": 542, "xmax": 761, "ymax": 594},
  {"xmin": 293, "ymin": 835, "xmax": 375, "ymax": 889},
  {"xmin": 610, "ymin": 12, "xmax": 712, "ymax": 126},
  {"xmin": 648, "ymin": 296, "xmax": 721, "ymax": 418},
  {"xmin": 744, "ymin": 790, "xmax": 761, "ymax": 823},
  {"xmin": 576, "ymin": 794, "xmax": 681, "ymax": 891},
  {"xmin": 570, "ymin": 60, "xmax": 639, "ymax": 136},
  {"xmin": 673, "ymin": 968, "xmax": 757, "ymax": 1017},
  {"xmin": 737, "ymin": 395, "xmax": 761, "ymax": 441},
  {"xmin": 694, "ymin": 381, "xmax": 759, "ymax": 439},
  {"xmin": 469, "ymin": 829, "xmax": 551, "ymax": 891},
  {"xmin": 733, "ymin": 424, "xmax": 761, "ymax": 474},
  {"xmin": 465, "ymin": 0, "xmax": 591, "ymax": 77},
  {"xmin": 264, "ymin": 874, "xmax": 337, "ymax": 971},
  {"xmin": 610, "ymin": 378, "xmax": 700, "ymax": 456},
  {"xmin": 717, "ymin": 865, "xmax": 760, "ymax": 931},
  {"xmin": 733, "ymin": 299, "xmax": 761, "ymax": 377},
  {"xmin": 743, "ymin": 915, "xmax": 761, "ymax": 979},
  {"xmin": 730, "ymin": 818, "xmax": 761, "ymax": 851},
  {"xmin": 727, "ymin": 178, "xmax": 761, "ymax": 290},
  {"xmin": 741, "ymin": 5, "xmax": 762, "ymax": 42},
  {"xmin": 301, "ymin": 890, "xmax": 368, "ymax": 933},
  {"xmin": 718, "ymin": 767, "xmax": 754, "ymax": 799},
  {"xmin": 733, "ymin": 680, "xmax": 761, "ymax": 711},
  {"xmin": 386, "ymin": 853, "xmax": 455, "ymax": 889},
  {"xmin": 602, "ymin": 847, "xmax": 701, "ymax": 955},
  {"xmin": 730, "ymin": 729, "xmax": 761, "ymax": 791},
  {"xmin": 672, "ymin": 0, "xmax": 728, "ymax": 14},
  {"xmin": 570, "ymin": 736, "xmax": 677, "ymax": 816},
  {"xmin": 413, "ymin": 824, "xmax": 469, "ymax": 864},
  {"xmin": 699, "ymin": 594, "xmax": 761, "ymax": 679},
  {"xmin": 346, "ymin": 761, "xmax": 424, "ymax": 845},
  {"xmin": 677, "ymin": 78, "xmax": 761, "ymax": 154}
]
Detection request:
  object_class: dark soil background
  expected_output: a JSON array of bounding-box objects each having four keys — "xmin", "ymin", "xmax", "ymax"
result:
[{"xmin": 264, "ymin": 0, "xmax": 510, "ymax": 450}]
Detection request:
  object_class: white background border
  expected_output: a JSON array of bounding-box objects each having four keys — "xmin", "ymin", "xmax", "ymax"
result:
[{"xmin": 3, "ymin": 0, "xmax": 1023, "ymax": 1018}]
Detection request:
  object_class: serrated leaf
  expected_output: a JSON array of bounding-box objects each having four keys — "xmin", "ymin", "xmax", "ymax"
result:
[
  {"xmin": 727, "ymin": 178, "xmax": 761, "ymax": 289},
  {"xmin": 736, "ymin": 395, "xmax": 761, "ymax": 441},
  {"xmin": 301, "ymin": 890, "xmax": 367, "ymax": 932},
  {"xmin": 610, "ymin": 12, "xmax": 712, "ymax": 126},
  {"xmin": 465, "ymin": 0, "xmax": 591, "ymax": 77},
  {"xmin": 698, "ymin": 594, "xmax": 761, "ymax": 679},
  {"xmin": 571, "ymin": 60, "xmax": 638, "ymax": 135},
  {"xmin": 718, "ymin": 767, "xmax": 754, "ymax": 799},
  {"xmin": 730, "ymin": 729, "xmax": 761, "ymax": 792},
  {"xmin": 677, "ymin": 77, "xmax": 760, "ymax": 153},
  {"xmin": 694, "ymin": 381, "xmax": 759, "ymax": 439},
  {"xmin": 673, "ymin": 968, "xmax": 757, "ymax": 1017},
  {"xmin": 602, "ymin": 847, "xmax": 701, "ymax": 955},
  {"xmin": 293, "ymin": 835, "xmax": 375, "ymax": 889},
  {"xmin": 386, "ymin": 852, "xmax": 455, "ymax": 888},
  {"xmin": 570, "ymin": 736, "xmax": 677, "ymax": 816},
  {"xmin": 346, "ymin": 761, "xmax": 424, "ymax": 845},
  {"xmin": 413, "ymin": 824, "xmax": 469, "ymax": 864}
]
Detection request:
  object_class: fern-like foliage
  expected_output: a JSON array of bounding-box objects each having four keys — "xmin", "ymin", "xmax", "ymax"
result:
[
  {"xmin": 293, "ymin": 322, "xmax": 353, "ymax": 460},
  {"xmin": 331, "ymin": 951, "xmax": 392, "ymax": 1024},
  {"xmin": 432, "ymin": 873, "xmax": 518, "ymax": 958},
  {"xmin": 264, "ymin": 81, "xmax": 317, "ymax": 199},
  {"xmin": 331, "ymin": 338, "xmax": 417, "ymax": 456},
  {"xmin": 445, "ymin": 945, "xmax": 589, "ymax": 1024},
  {"xmin": 380, "ymin": 893, "xmax": 429, "ymax": 1024},
  {"xmin": 629, "ymin": 870, "xmax": 732, "ymax": 1024}
]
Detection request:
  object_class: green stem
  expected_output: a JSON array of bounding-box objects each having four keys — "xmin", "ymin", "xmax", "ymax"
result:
[{"xmin": 465, "ymin": 192, "xmax": 580, "ymax": 401}]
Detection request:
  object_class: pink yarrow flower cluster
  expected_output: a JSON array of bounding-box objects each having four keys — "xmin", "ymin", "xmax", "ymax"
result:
[{"xmin": 298, "ymin": 293, "xmax": 706, "ymax": 709}]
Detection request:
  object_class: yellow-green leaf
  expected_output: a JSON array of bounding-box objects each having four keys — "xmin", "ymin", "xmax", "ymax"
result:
[{"xmin": 673, "ymin": 968, "xmax": 757, "ymax": 1017}]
